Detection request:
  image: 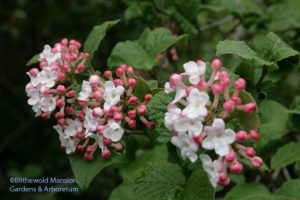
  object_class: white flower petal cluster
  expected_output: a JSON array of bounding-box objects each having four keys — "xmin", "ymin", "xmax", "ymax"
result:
[
  {"xmin": 202, "ymin": 118, "xmax": 235, "ymax": 156},
  {"xmin": 103, "ymin": 81, "xmax": 125, "ymax": 111},
  {"xmin": 199, "ymin": 154, "xmax": 223, "ymax": 188},
  {"xmin": 183, "ymin": 61, "xmax": 206, "ymax": 85},
  {"xmin": 25, "ymin": 45, "xmax": 62, "ymax": 116}
]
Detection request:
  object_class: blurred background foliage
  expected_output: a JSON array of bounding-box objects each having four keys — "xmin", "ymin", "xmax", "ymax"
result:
[{"xmin": 1, "ymin": 0, "xmax": 300, "ymax": 199}]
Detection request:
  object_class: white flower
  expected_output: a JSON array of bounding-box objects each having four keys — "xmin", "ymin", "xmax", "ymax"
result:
[
  {"xmin": 53, "ymin": 125, "xmax": 76, "ymax": 154},
  {"xmin": 26, "ymin": 84, "xmax": 41, "ymax": 106},
  {"xmin": 199, "ymin": 154, "xmax": 222, "ymax": 188},
  {"xmin": 40, "ymin": 96, "xmax": 56, "ymax": 112},
  {"xmin": 171, "ymin": 87, "xmax": 186, "ymax": 104},
  {"xmin": 182, "ymin": 88, "xmax": 209, "ymax": 119},
  {"xmin": 38, "ymin": 67, "xmax": 57, "ymax": 88},
  {"xmin": 78, "ymin": 80, "xmax": 92, "ymax": 101},
  {"xmin": 83, "ymin": 108, "xmax": 98, "ymax": 137},
  {"xmin": 164, "ymin": 104, "xmax": 181, "ymax": 130},
  {"xmin": 40, "ymin": 45, "xmax": 61, "ymax": 64},
  {"xmin": 164, "ymin": 82, "xmax": 174, "ymax": 93},
  {"xmin": 103, "ymin": 121, "xmax": 124, "ymax": 142},
  {"xmin": 65, "ymin": 118, "xmax": 83, "ymax": 137},
  {"xmin": 103, "ymin": 81, "xmax": 124, "ymax": 111},
  {"xmin": 202, "ymin": 118, "xmax": 236, "ymax": 156},
  {"xmin": 174, "ymin": 117, "xmax": 203, "ymax": 137},
  {"xmin": 183, "ymin": 61, "xmax": 206, "ymax": 85},
  {"xmin": 171, "ymin": 133, "xmax": 198, "ymax": 162}
]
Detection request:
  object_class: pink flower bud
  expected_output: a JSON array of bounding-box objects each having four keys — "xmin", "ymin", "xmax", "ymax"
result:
[
  {"xmin": 119, "ymin": 64, "xmax": 127, "ymax": 70},
  {"xmin": 113, "ymin": 143, "xmax": 123, "ymax": 151},
  {"xmin": 220, "ymin": 77, "xmax": 230, "ymax": 88},
  {"xmin": 128, "ymin": 96, "xmax": 138, "ymax": 105},
  {"xmin": 57, "ymin": 72, "xmax": 66, "ymax": 81},
  {"xmin": 113, "ymin": 113, "xmax": 123, "ymax": 122},
  {"xmin": 67, "ymin": 90, "xmax": 76, "ymax": 98},
  {"xmin": 126, "ymin": 66, "xmax": 134, "ymax": 75},
  {"xmin": 236, "ymin": 130, "xmax": 247, "ymax": 141},
  {"xmin": 61, "ymin": 38, "xmax": 68, "ymax": 46},
  {"xmin": 137, "ymin": 104, "xmax": 147, "ymax": 115},
  {"xmin": 113, "ymin": 79, "xmax": 123, "ymax": 86},
  {"xmin": 211, "ymin": 58, "xmax": 222, "ymax": 71},
  {"xmin": 55, "ymin": 112, "xmax": 64, "ymax": 119},
  {"xmin": 41, "ymin": 112, "xmax": 50, "ymax": 119},
  {"xmin": 104, "ymin": 70, "xmax": 112, "ymax": 79},
  {"xmin": 169, "ymin": 74, "xmax": 182, "ymax": 88},
  {"xmin": 234, "ymin": 78, "xmax": 246, "ymax": 91},
  {"xmin": 29, "ymin": 68, "xmax": 39, "ymax": 77},
  {"xmin": 231, "ymin": 95, "xmax": 241, "ymax": 105},
  {"xmin": 218, "ymin": 71, "xmax": 228, "ymax": 81},
  {"xmin": 244, "ymin": 103, "xmax": 256, "ymax": 113},
  {"xmin": 128, "ymin": 119, "xmax": 136, "ymax": 129},
  {"xmin": 97, "ymin": 125, "xmax": 105, "ymax": 134},
  {"xmin": 220, "ymin": 177, "xmax": 230, "ymax": 186},
  {"xmin": 225, "ymin": 149, "xmax": 236, "ymax": 162},
  {"xmin": 101, "ymin": 149, "xmax": 111, "ymax": 159},
  {"xmin": 116, "ymin": 67, "xmax": 124, "ymax": 77},
  {"xmin": 84, "ymin": 52, "xmax": 90, "ymax": 59},
  {"xmin": 86, "ymin": 145, "xmax": 93, "ymax": 153},
  {"xmin": 89, "ymin": 74, "xmax": 101, "ymax": 87},
  {"xmin": 84, "ymin": 152, "xmax": 92, "ymax": 160},
  {"xmin": 65, "ymin": 106, "xmax": 74, "ymax": 115},
  {"xmin": 56, "ymin": 85, "xmax": 65, "ymax": 94},
  {"xmin": 61, "ymin": 63, "xmax": 69, "ymax": 72},
  {"xmin": 249, "ymin": 130, "xmax": 259, "ymax": 140},
  {"xmin": 110, "ymin": 106, "xmax": 120, "ymax": 113},
  {"xmin": 76, "ymin": 63, "xmax": 85, "ymax": 73},
  {"xmin": 219, "ymin": 172, "xmax": 228, "ymax": 182},
  {"xmin": 57, "ymin": 118, "xmax": 66, "ymax": 126},
  {"xmin": 92, "ymin": 91, "xmax": 102, "ymax": 100},
  {"xmin": 76, "ymin": 132, "xmax": 85, "ymax": 140},
  {"xmin": 128, "ymin": 78, "xmax": 137, "ymax": 87},
  {"xmin": 229, "ymin": 161, "xmax": 243, "ymax": 174},
  {"xmin": 223, "ymin": 100, "xmax": 235, "ymax": 113},
  {"xmin": 212, "ymin": 84, "xmax": 223, "ymax": 94},
  {"xmin": 40, "ymin": 60, "xmax": 47, "ymax": 68},
  {"xmin": 128, "ymin": 110, "xmax": 136, "ymax": 119},
  {"xmin": 245, "ymin": 147, "xmax": 256, "ymax": 157},
  {"xmin": 197, "ymin": 80, "xmax": 207, "ymax": 90},
  {"xmin": 251, "ymin": 156, "xmax": 263, "ymax": 168},
  {"xmin": 76, "ymin": 144, "xmax": 84, "ymax": 152},
  {"xmin": 193, "ymin": 135, "xmax": 202, "ymax": 144},
  {"xmin": 146, "ymin": 121, "xmax": 155, "ymax": 129},
  {"xmin": 56, "ymin": 99, "xmax": 65, "ymax": 108},
  {"xmin": 103, "ymin": 137, "xmax": 112, "ymax": 146},
  {"xmin": 144, "ymin": 94, "xmax": 152, "ymax": 101}
]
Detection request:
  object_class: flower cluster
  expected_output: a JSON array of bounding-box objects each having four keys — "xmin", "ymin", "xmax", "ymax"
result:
[
  {"xmin": 26, "ymin": 39, "xmax": 154, "ymax": 160},
  {"xmin": 164, "ymin": 59, "xmax": 263, "ymax": 187}
]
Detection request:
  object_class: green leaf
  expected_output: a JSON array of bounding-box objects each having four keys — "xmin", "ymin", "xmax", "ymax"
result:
[
  {"xmin": 183, "ymin": 170, "xmax": 215, "ymax": 200},
  {"xmin": 147, "ymin": 91, "xmax": 174, "ymax": 143},
  {"xmin": 110, "ymin": 161, "xmax": 214, "ymax": 200},
  {"xmin": 146, "ymin": 80, "xmax": 158, "ymax": 90},
  {"xmin": 288, "ymin": 96, "xmax": 300, "ymax": 115},
  {"xmin": 216, "ymin": 40, "xmax": 272, "ymax": 66},
  {"xmin": 222, "ymin": 0, "xmax": 263, "ymax": 16},
  {"xmin": 84, "ymin": 20, "xmax": 120, "ymax": 58},
  {"xmin": 256, "ymin": 100, "xmax": 289, "ymax": 147},
  {"xmin": 132, "ymin": 76, "xmax": 150, "ymax": 101},
  {"xmin": 26, "ymin": 54, "xmax": 39, "ymax": 66},
  {"xmin": 111, "ymin": 161, "xmax": 186, "ymax": 200},
  {"xmin": 124, "ymin": 3, "xmax": 142, "ymax": 21},
  {"xmin": 275, "ymin": 179, "xmax": 300, "ymax": 199},
  {"xmin": 141, "ymin": 27, "xmax": 187, "ymax": 55},
  {"xmin": 69, "ymin": 154, "xmax": 121, "ymax": 190},
  {"xmin": 271, "ymin": 142, "xmax": 300, "ymax": 169},
  {"xmin": 108, "ymin": 41, "xmax": 156, "ymax": 70},
  {"xmin": 256, "ymin": 32, "xmax": 299, "ymax": 65},
  {"xmin": 225, "ymin": 183, "xmax": 270, "ymax": 200}
]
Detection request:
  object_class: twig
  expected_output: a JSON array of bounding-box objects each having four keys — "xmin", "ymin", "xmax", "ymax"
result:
[{"xmin": 282, "ymin": 168, "xmax": 292, "ymax": 181}]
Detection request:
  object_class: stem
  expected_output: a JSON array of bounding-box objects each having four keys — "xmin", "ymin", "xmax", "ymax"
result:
[
  {"xmin": 282, "ymin": 168, "xmax": 292, "ymax": 181},
  {"xmin": 256, "ymin": 65, "xmax": 268, "ymax": 90}
]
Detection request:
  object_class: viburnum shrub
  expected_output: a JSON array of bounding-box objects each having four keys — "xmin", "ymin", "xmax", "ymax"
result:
[
  {"xmin": 25, "ymin": 38, "xmax": 154, "ymax": 160},
  {"xmin": 23, "ymin": 16, "xmax": 300, "ymax": 199},
  {"xmin": 164, "ymin": 59, "xmax": 262, "ymax": 187}
]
